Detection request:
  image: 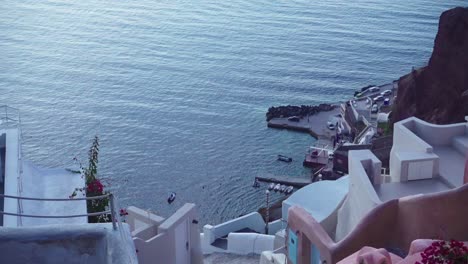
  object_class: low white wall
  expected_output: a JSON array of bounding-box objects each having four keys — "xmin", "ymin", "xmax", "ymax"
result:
[
  {"xmin": 227, "ymin": 233, "xmax": 275, "ymax": 255},
  {"xmin": 390, "ymin": 118, "xmax": 435, "ymax": 182},
  {"xmin": 210, "ymin": 212, "xmax": 266, "ymax": 240},
  {"xmin": 134, "ymin": 233, "xmax": 170, "ymax": 263},
  {"xmin": 413, "ymin": 118, "xmax": 467, "ymax": 146},
  {"xmin": 126, "ymin": 206, "xmax": 164, "ymax": 234},
  {"xmin": 133, "ymin": 204, "xmax": 203, "ymax": 264},
  {"xmin": 392, "ymin": 119, "xmax": 433, "ymax": 153},
  {"xmin": 267, "ymin": 219, "xmax": 283, "ymax": 235},
  {"xmin": 335, "ymin": 150, "xmax": 382, "ymax": 241},
  {"xmin": 202, "ymin": 212, "xmax": 277, "ymax": 255},
  {"xmin": 350, "ymin": 103, "xmax": 359, "ymax": 122},
  {"xmin": 3, "ymin": 128, "xmax": 19, "ymax": 227}
]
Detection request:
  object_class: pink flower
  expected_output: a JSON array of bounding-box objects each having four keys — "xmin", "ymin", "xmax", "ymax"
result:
[
  {"xmin": 119, "ymin": 208, "xmax": 129, "ymax": 216},
  {"xmin": 87, "ymin": 179, "xmax": 104, "ymax": 194},
  {"xmin": 420, "ymin": 240, "xmax": 468, "ymax": 264}
]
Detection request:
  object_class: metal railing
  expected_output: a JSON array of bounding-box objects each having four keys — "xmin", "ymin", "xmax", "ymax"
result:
[
  {"xmin": 0, "ymin": 193, "xmax": 118, "ymax": 230},
  {"xmin": 0, "ymin": 105, "xmax": 20, "ymax": 127}
]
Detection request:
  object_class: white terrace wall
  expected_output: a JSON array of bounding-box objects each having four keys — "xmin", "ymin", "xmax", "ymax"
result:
[
  {"xmin": 126, "ymin": 206, "xmax": 164, "ymax": 237},
  {"xmin": 132, "ymin": 203, "xmax": 203, "ymax": 264},
  {"xmin": 201, "ymin": 212, "xmax": 280, "ymax": 255},
  {"xmin": 203, "ymin": 212, "xmax": 266, "ymax": 246},
  {"xmin": 390, "ymin": 118, "xmax": 440, "ymax": 182},
  {"xmin": 412, "ymin": 118, "xmax": 467, "ymax": 146},
  {"xmin": 335, "ymin": 150, "xmax": 382, "ymax": 241}
]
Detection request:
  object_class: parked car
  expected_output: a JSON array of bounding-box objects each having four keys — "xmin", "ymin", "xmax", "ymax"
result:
[
  {"xmin": 381, "ymin": 90, "xmax": 392, "ymax": 96},
  {"xmin": 288, "ymin": 116, "xmax": 300, "ymax": 122},
  {"xmin": 369, "ymin": 86, "xmax": 380, "ymax": 92},
  {"xmin": 327, "ymin": 122, "xmax": 336, "ymax": 130},
  {"xmin": 371, "ymin": 104, "xmax": 379, "ymax": 113},
  {"xmin": 373, "ymin": 95, "xmax": 384, "ymax": 102},
  {"xmin": 384, "ymin": 98, "xmax": 390, "ymax": 105}
]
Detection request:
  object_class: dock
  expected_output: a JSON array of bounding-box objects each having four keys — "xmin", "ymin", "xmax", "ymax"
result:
[
  {"xmin": 267, "ymin": 107, "xmax": 342, "ymax": 139},
  {"xmin": 255, "ymin": 176, "xmax": 311, "ymax": 188}
]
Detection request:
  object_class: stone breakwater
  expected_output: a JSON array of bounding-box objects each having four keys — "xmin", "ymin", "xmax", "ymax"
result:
[{"xmin": 266, "ymin": 104, "xmax": 337, "ymax": 121}]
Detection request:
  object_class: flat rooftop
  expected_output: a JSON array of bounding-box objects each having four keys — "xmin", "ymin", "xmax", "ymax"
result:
[
  {"xmin": 374, "ymin": 178, "xmax": 451, "ymax": 202},
  {"xmin": 433, "ymin": 146, "xmax": 465, "ymax": 188}
]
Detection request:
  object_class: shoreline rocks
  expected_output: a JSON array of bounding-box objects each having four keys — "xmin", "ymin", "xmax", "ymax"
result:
[{"xmin": 266, "ymin": 103, "xmax": 337, "ymax": 121}]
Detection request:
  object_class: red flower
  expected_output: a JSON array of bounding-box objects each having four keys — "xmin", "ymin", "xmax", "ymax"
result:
[
  {"xmin": 119, "ymin": 208, "xmax": 129, "ymax": 216},
  {"xmin": 420, "ymin": 240, "xmax": 468, "ymax": 264},
  {"xmin": 87, "ymin": 179, "xmax": 104, "ymax": 194}
]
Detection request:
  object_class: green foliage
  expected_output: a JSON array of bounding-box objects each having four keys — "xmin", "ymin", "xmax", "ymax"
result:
[{"xmin": 377, "ymin": 122, "xmax": 393, "ymax": 136}]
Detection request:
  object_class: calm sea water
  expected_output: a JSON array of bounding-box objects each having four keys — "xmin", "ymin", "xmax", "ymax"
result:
[{"xmin": 0, "ymin": 0, "xmax": 464, "ymax": 225}]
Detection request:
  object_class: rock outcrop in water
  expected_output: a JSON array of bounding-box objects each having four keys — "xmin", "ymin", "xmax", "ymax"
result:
[
  {"xmin": 391, "ymin": 7, "xmax": 468, "ymax": 124},
  {"xmin": 266, "ymin": 104, "xmax": 336, "ymax": 121}
]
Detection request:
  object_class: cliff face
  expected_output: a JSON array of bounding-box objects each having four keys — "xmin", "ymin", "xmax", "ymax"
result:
[{"xmin": 391, "ymin": 7, "xmax": 468, "ymax": 124}]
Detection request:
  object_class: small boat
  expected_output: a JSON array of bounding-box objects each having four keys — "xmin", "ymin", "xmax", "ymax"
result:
[
  {"xmin": 252, "ymin": 179, "xmax": 260, "ymax": 188},
  {"xmin": 167, "ymin": 192, "xmax": 176, "ymax": 204},
  {"xmin": 273, "ymin": 184, "xmax": 281, "ymax": 192},
  {"xmin": 268, "ymin": 183, "xmax": 275, "ymax": 191},
  {"xmin": 285, "ymin": 186, "xmax": 294, "ymax": 194},
  {"xmin": 279, "ymin": 185, "xmax": 287, "ymax": 193},
  {"xmin": 277, "ymin": 155, "xmax": 293, "ymax": 162}
]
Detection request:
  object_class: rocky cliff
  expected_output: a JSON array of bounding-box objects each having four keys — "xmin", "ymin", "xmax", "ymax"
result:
[{"xmin": 391, "ymin": 7, "xmax": 468, "ymax": 124}]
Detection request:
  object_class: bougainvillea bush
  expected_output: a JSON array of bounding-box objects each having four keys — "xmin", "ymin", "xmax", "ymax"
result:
[
  {"xmin": 417, "ymin": 240, "xmax": 468, "ymax": 264},
  {"xmin": 70, "ymin": 136, "xmax": 111, "ymax": 223}
]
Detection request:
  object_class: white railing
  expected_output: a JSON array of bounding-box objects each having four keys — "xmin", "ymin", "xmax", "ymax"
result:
[{"xmin": 0, "ymin": 193, "xmax": 118, "ymax": 230}]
